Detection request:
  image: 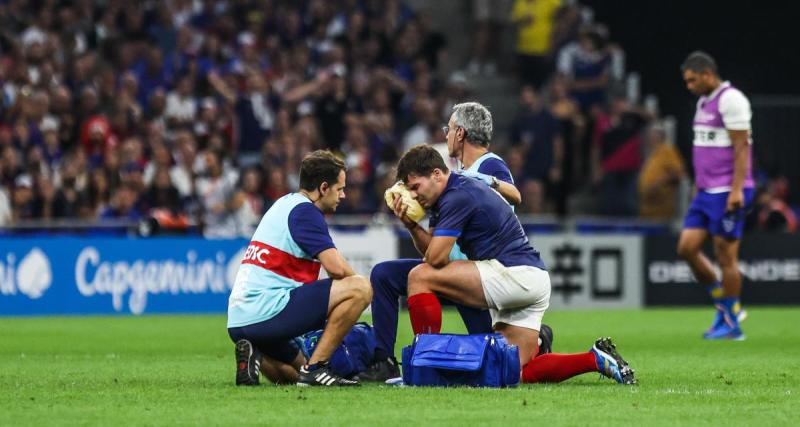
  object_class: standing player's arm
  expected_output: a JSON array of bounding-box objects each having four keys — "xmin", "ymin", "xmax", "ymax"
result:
[
  {"xmin": 317, "ymin": 248, "xmax": 355, "ymax": 280},
  {"xmin": 727, "ymin": 129, "xmax": 749, "ymax": 211},
  {"xmin": 423, "ymin": 236, "xmax": 457, "ymax": 269}
]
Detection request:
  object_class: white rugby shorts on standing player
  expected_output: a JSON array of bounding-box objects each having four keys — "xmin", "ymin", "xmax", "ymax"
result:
[{"xmin": 475, "ymin": 259, "xmax": 551, "ymax": 331}]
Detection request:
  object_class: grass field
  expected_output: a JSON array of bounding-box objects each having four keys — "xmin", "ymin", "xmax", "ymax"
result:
[{"xmin": 2, "ymin": 308, "xmax": 799, "ymax": 426}]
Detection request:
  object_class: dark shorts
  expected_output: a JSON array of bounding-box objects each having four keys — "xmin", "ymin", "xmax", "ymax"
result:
[
  {"xmin": 227, "ymin": 278, "xmax": 332, "ymax": 364},
  {"xmin": 683, "ymin": 189, "xmax": 754, "ymax": 239}
]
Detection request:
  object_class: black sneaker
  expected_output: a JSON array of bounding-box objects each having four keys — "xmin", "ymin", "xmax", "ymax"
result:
[
  {"xmin": 537, "ymin": 324, "xmax": 554, "ymax": 356},
  {"xmin": 359, "ymin": 356, "xmax": 401, "ymax": 382},
  {"xmin": 591, "ymin": 337, "xmax": 637, "ymax": 385},
  {"xmin": 297, "ymin": 362, "xmax": 360, "ymax": 387},
  {"xmin": 235, "ymin": 339, "xmax": 261, "ymax": 386}
]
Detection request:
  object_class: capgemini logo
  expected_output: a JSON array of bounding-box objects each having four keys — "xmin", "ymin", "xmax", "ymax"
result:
[{"xmin": 0, "ymin": 248, "xmax": 52, "ymax": 299}]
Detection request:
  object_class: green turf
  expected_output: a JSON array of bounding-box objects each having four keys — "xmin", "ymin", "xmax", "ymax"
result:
[{"xmin": 2, "ymin": 308, "xmax": 799, "ymax": 426}]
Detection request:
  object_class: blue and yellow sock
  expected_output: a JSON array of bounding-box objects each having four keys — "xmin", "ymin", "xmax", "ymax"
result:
[{"xmin": 707, "ymin": 281, "xmax": 724, "ymax": 304}]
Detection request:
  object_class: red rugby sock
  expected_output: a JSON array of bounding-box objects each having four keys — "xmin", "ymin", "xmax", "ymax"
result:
[
  {"xmin": 407, "ymin": 293, "xmax": 442, "ymax": 335},
  {"xmin": 521, "ymin": 352, "xmax": 597, "ymax": 383}
]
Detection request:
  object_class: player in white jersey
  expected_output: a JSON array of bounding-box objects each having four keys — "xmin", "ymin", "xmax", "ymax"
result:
[{"xmin": 677, "ymin": 51, "xmax": 753, "ymax": 340}]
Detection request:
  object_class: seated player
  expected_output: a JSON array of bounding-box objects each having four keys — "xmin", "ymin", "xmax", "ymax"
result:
[
  {"xmin": 227, "ymin": 150, "xmax": 372, "ymax": 387},
  {"xmin": 391, "ymin": 145, "xmax": 636, "ymax": 384}
]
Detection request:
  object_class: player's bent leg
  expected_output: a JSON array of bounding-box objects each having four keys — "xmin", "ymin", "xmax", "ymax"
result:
[
  {"xmin": 407, "ymin": 261, "xmax": 487, "ymax": 307},
  {"xmin": 369, "ymin": 260, "xmax": 420, "ymax": 357},
  {"xmin": 406, "ymin": 261, "xmax": 486, "ymax": 334},
  {"xmin": 309, "ymin": 275, "xmax": 372, "ymax": 363},
  {"xmin": 494, "ymin": 323, "xmax": 539, "ymax": 366},
  {"xmin": 521, "ymin": 338, "xmax": 636, "ymax": 385},
  {"xmin": 298, "ymin": 275, "xmax": 371, "ymax": 387},
  {"xmin": 260, "ymin": 351, "xmax": 304, "ymax": 384}
]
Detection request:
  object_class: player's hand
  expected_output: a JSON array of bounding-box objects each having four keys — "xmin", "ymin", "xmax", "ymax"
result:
[
  {"xmin": 391, "ymin": 194, "xmax": 417, "ymax": 229},
  {"xmin": 457, "ymin": 170, "xmax": 493, "ymax": 186},
  {"xmin": 726, "ymin": 189, "xmax": 744, "ymax": 212}
]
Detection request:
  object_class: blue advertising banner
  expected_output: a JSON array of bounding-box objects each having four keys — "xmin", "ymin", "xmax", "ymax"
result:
[{"xmin": 0, "ymin": 237, "xmax": 249, "ymax": 316}]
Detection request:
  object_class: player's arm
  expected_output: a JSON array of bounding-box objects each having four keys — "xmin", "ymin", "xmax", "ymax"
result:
[
  {"xmin": 720, "ymin": 90, "xmax": 752, "ymax": 212},
  {"xmin": 727, "ymin": 129, "xmax": 749, "ymax": 211},
  {"xmin": 493, "ymin": 179, "xmax": 522, "ymax": 206},
  {"xmin": 423, "ymin": 235, "xmax": 457, "ymax": 269},
  {"xmin": 392, "ymin": 196, "xmax": 432, "ymax": 255},
  {"xmin": 289, "ymin": 204, "xmax": 354, "ymax": 279},
  {"xmin": 424, "ymin": 192, "xmax": 470, "ymax": 268},
  {"xmin": 317, "ymin": 248, "xmax": 356, "ymax": 279},
  {"xmin": 465, "ymin": 160, "xmax": 522, "ymax": 206}
]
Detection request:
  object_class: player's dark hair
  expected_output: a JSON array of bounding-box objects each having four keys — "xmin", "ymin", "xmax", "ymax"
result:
[
  {"xmin": 681, "ymin": 51, "xmax": 718, "ymax": 75},
  {"xmin": 299, "ymin": 150, "xmax": 346, "ymax": 191},
  {"xmin": 396, "ymin": 145, "xmax": 449, "ymax": 183}
]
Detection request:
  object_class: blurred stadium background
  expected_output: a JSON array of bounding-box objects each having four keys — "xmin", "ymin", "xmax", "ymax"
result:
[{"xmin": 1, "ymin": 0, "xmax": 798, "ymax": 424}]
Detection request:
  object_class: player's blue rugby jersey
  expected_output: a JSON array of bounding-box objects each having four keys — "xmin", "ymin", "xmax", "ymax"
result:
[
  {"xmin": 448, "ymin": 152, "xmax": 515, "ymax": 261},
  {"xmin": 430, "ymin": 173, "xmax": 545, "ymax": 269},
  {"xmin": 227, "ymin": 193, "xmax": 334, "ymax": 328}
]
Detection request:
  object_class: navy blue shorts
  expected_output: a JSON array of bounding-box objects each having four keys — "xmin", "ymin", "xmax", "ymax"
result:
[
  {"xmin": 228, "ymin": 278, "xmax": 332, "ymax": 364},
  {"xmin": 683, "ymin": 189, "xmax": 754, "ymax": 239}
]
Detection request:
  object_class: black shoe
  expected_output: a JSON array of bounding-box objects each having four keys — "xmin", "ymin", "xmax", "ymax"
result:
[
  {"xmin": 297, "ymin": 361, "xmax": 360, "ymax": 387},
  {"xmin": 235, "ymin": 339, "xmax": 261, "ymax": 386},
  {"xmin": 537, "ymin": 324, "xmax": 554, "ymax": 356},
  {"xmin": 359, "ymin": 356, "xmax": 401, "ymax": 382}
]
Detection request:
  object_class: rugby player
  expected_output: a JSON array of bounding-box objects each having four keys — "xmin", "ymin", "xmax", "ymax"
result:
[{"xmin": 677, "ymin": 51, "xmax": 753, "ymax": 340}]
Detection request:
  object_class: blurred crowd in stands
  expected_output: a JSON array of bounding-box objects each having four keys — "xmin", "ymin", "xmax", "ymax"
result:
[{"xmin": 0, "ymin": 0, "xmax": 795, "ymax": 236}]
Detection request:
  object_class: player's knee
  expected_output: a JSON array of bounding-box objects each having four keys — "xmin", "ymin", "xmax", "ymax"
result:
[
  {"xmin": 345, "ymin": 275, "xmax": 372, "ymax": 305},
  {"xmin": 369, "ymin": 262, "xmax": 390, "ymax": 285},
  {"xmin": 407, "ymin": 264, "xmax": 431, "ymax": 294},
  {"xmin": 676, "ymin": 241, "xmax": 697, "ymax": 259}
]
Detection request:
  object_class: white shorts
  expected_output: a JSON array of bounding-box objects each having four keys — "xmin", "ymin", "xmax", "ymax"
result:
[{"xmin": 475, "ymin": 259, "xmax": 551, "ymax": 331}]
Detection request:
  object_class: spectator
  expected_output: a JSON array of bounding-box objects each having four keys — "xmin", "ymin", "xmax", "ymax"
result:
[
  {"xmin": 164, "ymin": 72, "xmax": 197, "ymax": 128},
  {"xmin": 467, "ymin": 0, "xmax": 512, "ymax": 76},
  {"xmin": 402, "ymin": 97, "xmax": 440, "ymax": 153},
  {"xmin": 10, "ymin": 174, "xmax": 37, "ymax": 222},
  {"xmin": 511, "ymin": 0, "xmax": 563, "ymax": 89},
  {"xmin": 146, "ymin": 168, "xmax": 182, "ymax": 214},
  {"xmin": 230, "ymin": 168, "xmax": 266, "ymax": 238},
  {"xmin": 510, "ymin": 85, "xmax": 563, "ymax": 214},
  {"xmin": 546, "ymin": 75, "xmax": 585, "ymax": 213},
  {"xmin": 99, "ymin": 182, "xmax": 142, "ymax": 221},
  {"xmin": 638, "ymin": 124, "xmax": 686, "ymax": 221},
  {"xmin": 208, "ymin": 69, "xmax": 274, "ymax": 167},
  {"xmin": 591, "ymin": 95, "xmax": 650, "ymax": 216},
  {"xmin": 755, "ymin": 177, "xmax": 798, "ymax": 233},
  {"xmin": 195, "ymin": 150, "xmax": 238, "ymax": 238},
  {"xmin": 556, "ymin": 24, "xmax": 613, "ymax": 114}
]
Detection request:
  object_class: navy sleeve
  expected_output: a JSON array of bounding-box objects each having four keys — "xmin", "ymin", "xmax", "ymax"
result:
[
  {"xmin": 432, "ymin": 190, "xmax": 474, "ymax": 238},
  {"xmin": 477, "ymin": 158, "xmax": 514, "ymax": 184},
  {"xmin": 288, "ymin": 203, "xmax": 336, "ymax": 257}
]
